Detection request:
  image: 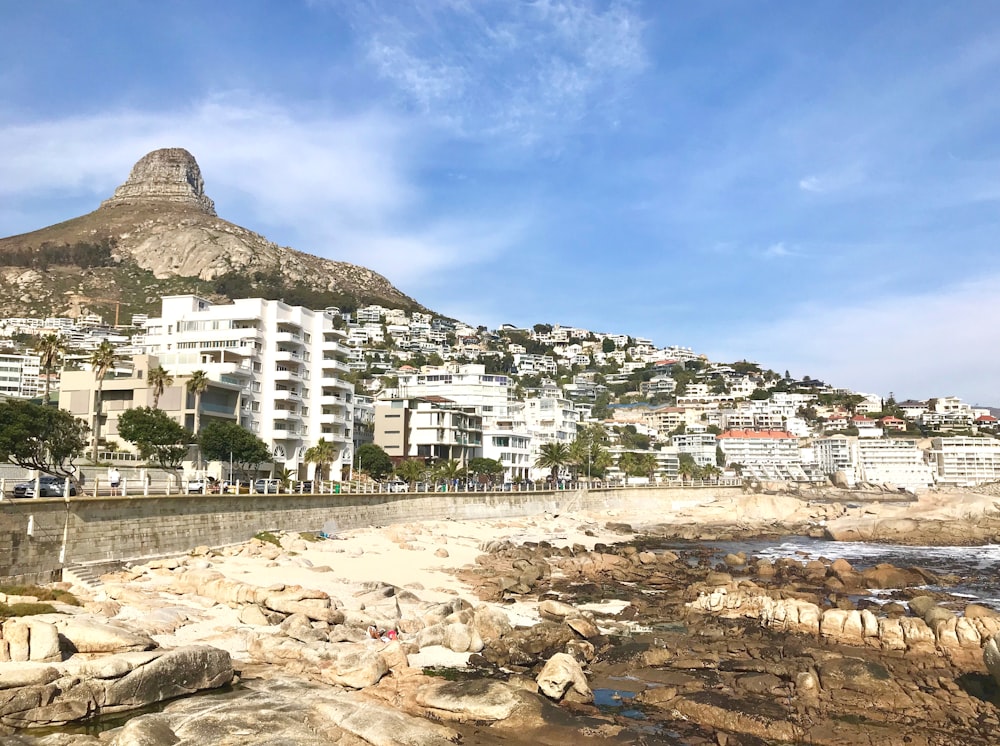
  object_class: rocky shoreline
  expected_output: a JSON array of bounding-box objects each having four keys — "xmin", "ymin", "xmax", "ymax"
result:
[{"xmin": 3, "ymin": 489, "xmax": 1000, "ymax": 744}]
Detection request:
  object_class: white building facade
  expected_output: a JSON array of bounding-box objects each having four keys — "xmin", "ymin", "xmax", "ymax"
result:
[{"xmin": 142, "ymin": 295, "xmax": 355, "ymax": 478}]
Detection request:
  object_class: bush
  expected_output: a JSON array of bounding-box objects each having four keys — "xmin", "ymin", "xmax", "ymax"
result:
[
  {"xmin": 0, "ymin": 602, "xmax": 59, "ymax": 618},
  {"xmin": 0, "ymin": 584, "xmax": 79, "ymax": 606}
]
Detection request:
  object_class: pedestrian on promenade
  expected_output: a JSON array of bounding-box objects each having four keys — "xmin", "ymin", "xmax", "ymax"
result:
[{"xmin": 108, "ymin": 467, "xmax": 121, "ymax": 496}]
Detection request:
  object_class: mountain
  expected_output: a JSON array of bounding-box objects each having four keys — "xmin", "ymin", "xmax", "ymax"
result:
[{"xmin": 0, "ymin": 148, "xmax": 423, "ymax": 322}]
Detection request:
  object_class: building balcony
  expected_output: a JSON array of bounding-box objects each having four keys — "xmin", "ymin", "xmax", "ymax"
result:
[
  {"xmin": 322, "ymin": 358, "xmax": 351, "ymax": 374},
  {"xmin": 274, "ymin": 331, "xmax": 305, "ymax": 345},
  {"xmin": 273, "ymin": 389, "xmax": 302, "ymax": 402},
  {"xmin": 273, "ymin": 366, "xmax": 302, "ymax": 381},
  {"xmin": 272, "ymin": 408, "xmax": 300, "ymax": 420},
  {"xmin": 320, "ymin": 412, "xmax": 347, "ymax": 425}
]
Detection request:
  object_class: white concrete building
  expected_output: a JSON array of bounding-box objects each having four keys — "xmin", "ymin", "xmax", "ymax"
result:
[
  {"xmin": 717, "ymin": 429, "xmax": 818, "ymax": 482},
  {"xmin": 931, "ymin": 437, "xmax": 1000, "ymax": 486},
  {"xmin": 142, "ymin": 295, "xmax": 355, "ymax": 479},
  {"xmin": 395, "ymin": 364, "xmax": 531, "ymax": 481},
  {"xmin": 0, "ymin": 353, "xmax": 41, "ymax": 399}
]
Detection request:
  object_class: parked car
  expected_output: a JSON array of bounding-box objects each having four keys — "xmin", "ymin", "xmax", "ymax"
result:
[
  {"xmin": 12, "ymin": 476, "xmax": 77, "ymax": 498},
  {"xmin": 253, "ymin": 478, "xmax": 283, "ymax": 494},
  {"xmin": 385, "ymin": 480, "xmax": 408, "ymax": 493},
  {"xmin": 186, "ymin": 476, "xmax": 219, "ymax": 494}
]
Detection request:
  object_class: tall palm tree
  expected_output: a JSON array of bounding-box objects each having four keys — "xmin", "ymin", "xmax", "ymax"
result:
[
  {"xmin": 35, "ymin": 333, "xmax": 66, "ymax": 406},
  {"xmin": 636, "ymin": 452, "xmax": 659, "ymax": 483},
  {"xmin": 89, "ymin": 340, "xmax": 121, "ymax": 461},
  {"xmin": 535, "ymin": 441, "xmax": 571, "ymax": 483},
  {"xmin": 186, "ymin": 370, "xmax": 210, "ymax": 435},
  {"xmin": 618, "ymin": 452, "xmax": 638, "ymax": 486},
  {"xmin": 147, "ymin": 365, "xmax": 173, "ymax": 410},
  {"xmin": 304, "ymin": 437, "xmax": 338, "ymax": 481},
  {"xmin": 435, "ymin": 458, "xmax": 463, "ymax": 488}
]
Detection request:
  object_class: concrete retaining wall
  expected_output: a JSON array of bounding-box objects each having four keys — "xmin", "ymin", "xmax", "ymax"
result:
[{"xmin": 0, "ymin": 487, "xmax": 742, "ymax": 584}]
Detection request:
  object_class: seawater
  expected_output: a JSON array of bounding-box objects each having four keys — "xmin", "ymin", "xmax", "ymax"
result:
[{"xmin": 649, "ymin": 535, "xmax": 1000, "ymax": 611}]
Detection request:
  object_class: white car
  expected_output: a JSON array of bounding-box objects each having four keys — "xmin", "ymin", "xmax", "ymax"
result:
[{"xmin": 386, "ymin": 481, "xmax": 408, "ymax": 493}]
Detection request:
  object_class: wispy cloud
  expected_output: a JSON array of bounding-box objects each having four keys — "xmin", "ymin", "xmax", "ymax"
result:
[
  {"xmin": 0, "ymin": 95, "xmax": 517, "ymax": 286},
  {"xmin": 707, "ymin": 274, "xmax": 1000, "ymax": 405},
  {"xmin": 763, "ymin": 242, "xmax": 797, "ymax": 258},
  {"xmin": 333, "ymin": 0, "xmax": 647, "ymax": 143}
]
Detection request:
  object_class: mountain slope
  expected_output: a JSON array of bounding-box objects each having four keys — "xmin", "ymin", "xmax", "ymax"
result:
[{"xmin": 0, "ymin": 148, "xmax": 423, "ymax": 322}]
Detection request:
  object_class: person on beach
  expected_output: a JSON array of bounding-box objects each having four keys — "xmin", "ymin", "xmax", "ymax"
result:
[{"xmin": 108, "ymin": 467, "xmax": 121, "ymax": 496}]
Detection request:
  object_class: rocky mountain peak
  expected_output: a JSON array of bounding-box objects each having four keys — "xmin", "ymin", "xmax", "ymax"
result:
[{"xmin": 100, "ymin": 147, "xmax": 217, "ymax": 215}]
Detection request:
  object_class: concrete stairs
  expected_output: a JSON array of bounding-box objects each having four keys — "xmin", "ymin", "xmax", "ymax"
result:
[{"xmin": 61, "ymin": 561, "xmax": 124, "ymax": 590}]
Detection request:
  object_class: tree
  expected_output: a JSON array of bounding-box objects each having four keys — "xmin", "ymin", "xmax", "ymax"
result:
[
  {"xmin": 602, "ymin": 338, "xmax": 616, "ymax": 353},
  {"xmin": 570, "ymin": 424, "xmax": 611, "ymax": 480},
  {"xmin": 395, "ymin": 458, "xmax": 427, "ymax": 490},
  {"xmin": 146, "ymin": 365, "xmax": 173, "ymax": 410},
  {"xmin": 677, "ymin": 453, "xmax": 698, "ymax": 482},
  {"xmin": 117, "ymin": 407, "xmax": 191, "ymax": 471},
  {"xmin": 618, "ymin": 452, "xmax": 638, "ymax": 486},
  {"xmin": 35, "ymin": 333, "xmax": 66, "ymax": 406},
  {"xmin": 0, "ymin": 400, "xmax": 88, "ymax": 478},
  {"xmin": 304, "ymin": 438, "xmax": 339, "ymax": 480},
  {"xmin": 200, "ymin": 421, "xmax": 272, "ymax": 480},
  {"xmin": 635, "ymin": 452, "xmax": 659, "ymax": 482},
  {"xmin": 355, "ymin": 443, "xmax": 393, "ymax": 480},
  {"xmin": 434, "ymin": 459, "xmax": 464, "ymax": 485},
  {"xmin": 89, "ymin": 340, "xmax": 122, "ymax": 461},
  {"xmin": 535, "ymin": 441, "xmax": 571, "ymax": 482},
  {"xmin": 467, "ymin": 457, "xmax": 503, "ymax": 483},
  {"xmin": 185, "ymin": 371, "xmax": 211, "ymax": 435}
]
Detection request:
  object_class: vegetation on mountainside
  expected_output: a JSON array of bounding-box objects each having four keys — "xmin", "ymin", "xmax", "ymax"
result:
[{"xmin": 0, "ymin": 239, "xmax": 117, "ymax": 269}]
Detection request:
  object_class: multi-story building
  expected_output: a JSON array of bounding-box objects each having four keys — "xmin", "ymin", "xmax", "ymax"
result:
[
  {"xmin": 0, "ymin": 353, "xmax": 41, "ymax": 399},
  {"xmin": 394, "ymin": 364, "xmax": 531, "ymax": 480},
  {"xmin": 59, "ymin": 353, "xmax": 241, "ymax": 461},
  {"xmin": 856, "ymin": 439, "xmax": 933, "ymax": 489},
  {"xmin": 717, "ymin": 429, "xmax": 818, "ymax": 482},
  {"xmin": 813, "ymin": 435, "xmax": 857, "ymax": 484},
  {"xmin": 671, "ymin": 428, "xmax": 718, "ymax": 467},
  {"xmin": 374, "ymin": 397, "xmax": 482, "ymax": 464},
  {"xmin": 141, "ymin": 295, "xmax": 354, "ymax": 478},
  {"xmin": 931, "ymin": 437, "xmax": 1000, "ymax": 486}
]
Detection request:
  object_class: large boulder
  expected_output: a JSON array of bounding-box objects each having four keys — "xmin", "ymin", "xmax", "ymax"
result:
[
  {"xmin": 55, "ymin": 619, "xmax": 156, "ymax": 654},
  {"xmin": 536, "ymin": 652, "xmax": 593, "ymax": 703}
]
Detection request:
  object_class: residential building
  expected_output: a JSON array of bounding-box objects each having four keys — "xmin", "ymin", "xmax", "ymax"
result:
[
  {"xmin": 374, "ymin": 397, "xmax": 482, "ymax": 464},
  {"xmin": 0, "ymin": 353, "xmax": 41, "ymax": 399},
  {"xmin": 717, "ymin": 429, "xmax": 819, "ymax": 482},
  {"xmin": 141, "ymin": 295, "xmax": 354, "ymax": 478},
  {"xmin": 931, "ymin": 437, "xmax": 1000, "ymax": 486}
]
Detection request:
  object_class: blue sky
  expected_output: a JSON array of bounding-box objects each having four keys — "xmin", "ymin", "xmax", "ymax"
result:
[{"xmin": 3, "ymin": 1, "xmax": 1000, "ymax": 405}]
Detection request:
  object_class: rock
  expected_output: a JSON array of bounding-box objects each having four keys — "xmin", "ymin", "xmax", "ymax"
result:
[
  {"xmin": 984, "ymin": 634, "xmax": 1000, "ymax": 686},
  {"xmin": 320, "ymin": 647, "xmax": 389, "ymax": 689},
  {"xmin": 101, "ymin": 148, "xmax": 216, "ymax": 214},
  {"xmin": 0, "ymin": 663, "xmax": 61, "ymax": 689},
  {"xmin": 102, "ymin": 646, "xmax": 234, "ymax": 713},
  {"xmin": 966, "ymin": 604, "xmax": 1000, "ymax": 620},
  {"xmin": 816, "ymin": 656, "xmax": 891, "ymax": 693},
  {"xmin": 538, "ymin": 599, "xmax": 578, "ymax": 621},
  {"xmin": 566, "ymin": 617, "xmax": 601, "ymax": 639},
  {"xmin": 413, "ymin": 678, "xmax": 533, "ymax": 722},
  {"xmin": 536, "ymin": 652, "xmax": 593, "ymax": 703},
  {"xmin": 279, "ymin": 613, "xmax": 328, "ymax": 643},
  {"xmin": 106, "ymin": 714, "xmax": 180, "ymax": 745},
  {"xmin": 55, "ymin": 619, "xmax": 156, "ymax": 654}
]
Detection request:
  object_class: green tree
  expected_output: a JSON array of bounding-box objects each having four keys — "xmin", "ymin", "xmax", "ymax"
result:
[
  {"xmin": 185, "ymin": 371, "xmax": 211, "ymax": 435},
  {"xmin": 434, "ymin": 458, "xmax": 463, "ymax": 484},
  {"xmin": 89, "ymin": 340, "xmax": 123, "ymax": 461},
  {"xmin": 635, "ymin": 452, "xmax": 659, "ymax": 482},
  {"xmin": 0, "ymin": 400, "xmax": 88, "ymax": 479},
  {"xmin": 677, "ymin": 453, "xmax": 698, "ymax": 482},
  {"xmin": 199, "ymin": 421, "xmax": 272, "ymax": 480},
  {"xmin": 395, "ymin": 458, "xmax": 427, "ymax": 490},
  {"xmin": 601, "ymin": 338, "xmax": 616, "ymax": 353},
  {"xmin": 117, "ymin": 407, "xmax": 191, "ymax": 471},
  {"xmin": 570, "ymin": 424, "xmax": 611, "ymax": 480},
  {"xmin": 355, "ymin": 443, "xmax": 393, "ymax": 480},
  {"xmin": 146, "ymin": 365, "xmax": 173, "ymax": 410},
  {"xmin": 618, "ymin": 451, "xmax": 638, "ymax": 486},
  {"xmin": 467, "ymin": 457, "xmax": 504, "ymax": 483},
  {"xmin": 304, "ymin": 438, "xmax": 339, "ymax": 480},
  {"xmin": 534, "ymin": 441, "xmax": 572, "ymax": 482},
  {"xmin": 35, "ymin": 333, "xmax": 66, "ymax": 406}
]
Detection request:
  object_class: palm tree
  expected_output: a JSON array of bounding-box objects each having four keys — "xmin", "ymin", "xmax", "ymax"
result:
[
  {"xmin": 435, "ymin": 458, "xmax": 463, "ymax": 488},
  {"xmin": 677, "ymin": 453, "xmax": 698, "ymax": 483},
  {"xmin": 35, "ymin": 333, "xmax": 66, "ymax": 406},
  {"xmin": 147, "ymin": 365, "xmax": 173, "ymax": 409},
  {"xmin": 535, "ymin": 441, "xmax": 571, "ymax": 483},
  {"xmin": 395, "ymin": 458, "xmax": 426, "ymax": 491},
  {"xmin": 186, "ymin": 370, "xmax": 210, "ymax": 435},
  {"xmin": 304, "ymin": 438, "xmax": 338, "ymax": 481},
  {"xmin": 89, "ymin": 340, "xmax": 121, "ymax": 461},
  {"xmin": 636, "ymin": 452, "xmax": 659, "ymax": 483}
]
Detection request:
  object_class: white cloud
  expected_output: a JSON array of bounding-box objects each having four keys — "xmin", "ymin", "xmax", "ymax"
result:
[
  {"xmin": 0, "ymin": 96, "xmax": 518, "ymax": 284},
  {"xmin": 340, "ymin": 0, "xmax": 647, "ymax": 142},
  {"xmin": 763, "ymin": 242, "xmax": 795, "ymax": 258},
  {"xmin": 709, "ymin": 274, "xmax": 1000, "ymax": 405}
]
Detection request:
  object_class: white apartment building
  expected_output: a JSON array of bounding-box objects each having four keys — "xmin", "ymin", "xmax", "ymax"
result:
[
  {"xmin": 717, "ymin": 429, "xmax": 818, "ymax": 482},
  {"xmin": 0, "ymin": 353, "xmax": 41, "ymax": 399},
  {"xmin": 513, "ymin": 353, "xmax": 558, "ymax": 375},
  {"xmin": 671, "ymin": 428, "xmax": 718, "ymax": 467},
  {"xmin": 856, "ymin": 439, "xmax": 933, "ymax": 490},
  {"xmin": 524, "ymin": 385, "xmax": 578, "ymax": 479},
  {"xmin": 931, "ymin": 437, "xmax": 1000, "ymax": 486},
  {"xmin": 142, "ymin": 295, "xmax": 355, "ymax": 479},
  {"xmin": 395, "ymin": 364, "xmax": 531, "ymax": 481},
  {"xmin": 813, "ymin": 435, "xmax": 857, "ymax": 484}
]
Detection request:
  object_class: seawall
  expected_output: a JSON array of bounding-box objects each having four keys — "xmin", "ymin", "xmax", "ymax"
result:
[{"xmin": 0, "ymin": 487, "xmax": 743, "ymax": 584}]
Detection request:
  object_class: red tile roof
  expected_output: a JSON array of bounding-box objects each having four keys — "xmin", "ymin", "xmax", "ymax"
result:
[{"xmin": 718, "ymin": 429, "xmax": 795, "ymax": 439}]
